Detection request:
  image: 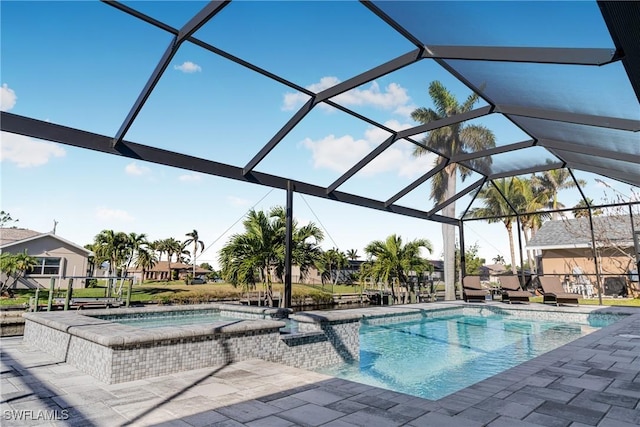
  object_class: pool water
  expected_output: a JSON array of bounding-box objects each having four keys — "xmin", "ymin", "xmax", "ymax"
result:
[
  {"xmin": 108, "ymin": 312, "xmax": 240, "ymax": 329},
  {"xmin": 317, "ymin": 314, "xmax": 616, "ymax": 400}
]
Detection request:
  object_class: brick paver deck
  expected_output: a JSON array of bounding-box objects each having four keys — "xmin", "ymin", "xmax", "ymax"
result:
[{"xmin": 1, "ymin": 304, "xmax": 639, "ymax": 426}]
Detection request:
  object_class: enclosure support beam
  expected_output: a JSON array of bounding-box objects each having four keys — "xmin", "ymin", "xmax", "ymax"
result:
[
  {"xmin": 284, "ymin": 181, "xmax": 294, "ymax": 309},
  {"xmin": 587, "ymin": 208, "xmax": 603, "ymax": 306},
  {"xmin": 570, "ymin": 168, "xmax": 601, "ymax": 305},
  {"xmin": 458, "ymin": 220, "xmax": 466, "ymax": 300}
]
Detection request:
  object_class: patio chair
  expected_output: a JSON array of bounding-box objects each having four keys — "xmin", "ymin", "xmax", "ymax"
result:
[
  {"xmin": 462, "ymin": 276, "xmax": 489, "ymax": 302},
  {"xmin": 499, "ymin": 275, "xmax": 532, "ymax": 304},
  {"xmin": 538, "ymin": 276, "xmax": 581, "ymax": 306}
]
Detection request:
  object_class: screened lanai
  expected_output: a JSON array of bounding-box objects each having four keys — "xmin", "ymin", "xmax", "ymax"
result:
[{"xmin": 2, "ymin": 1, "xmax": 639, "ymax": 306}]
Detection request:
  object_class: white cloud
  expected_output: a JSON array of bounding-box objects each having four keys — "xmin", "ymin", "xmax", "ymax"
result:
[
  {"xmin": 301, "ymin": 120, "xmax": 437, "ymax": 179},
  {"xmin": 95, "ymin": 207, "xmax": 134, "ymax": 222},
  {"xmin": 301, "ymin": 134, "xmax": 372, "ymax": 173},
  {"xmin": 227, "ymin": 196, "xmax": 251, "ymax": 207},
  {"xmin": 393, "ymin": 103, "xmax": 418, "ymax": 118},
  {"xmin": 124, "ymin": 161, "xmax": 151, "ymax": 176},
  {"xmin": 282, "ymin": 77, "xmax": 412, "ymax": 117},
  {"xmin": 178, "ymin": 173, "xmax": 202, "ymax": 182},
  {"xmin": 1, "ymin": 83, "xmax": 17, "ymax": 112},
  {"xmin": 1, "ymin": 132, "xmax": 66, "ymax": 167},
  {"xmin": 174, "ymin": 61, "xmax": 202, "ymax": 73}
]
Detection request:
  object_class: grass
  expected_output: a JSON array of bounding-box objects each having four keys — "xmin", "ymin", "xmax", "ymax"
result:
[{"xmin": 3, "ymin": 281, "xmax": 639, "ymax": 307}]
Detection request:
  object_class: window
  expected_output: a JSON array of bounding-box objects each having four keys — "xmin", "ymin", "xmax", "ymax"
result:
[{"xmin": 28, "ymin": 257, "xmax": 62, "ymax": 275}]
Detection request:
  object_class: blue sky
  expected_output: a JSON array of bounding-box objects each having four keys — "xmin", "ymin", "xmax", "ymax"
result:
[{"xmin": 1, "ymin": 1, "xmax": 637, "ymax": 269}]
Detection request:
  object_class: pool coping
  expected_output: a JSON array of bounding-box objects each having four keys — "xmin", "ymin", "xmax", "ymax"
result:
[{"xmin": 22, "ymin": 303, "xmax": 288, "ymax": 347}]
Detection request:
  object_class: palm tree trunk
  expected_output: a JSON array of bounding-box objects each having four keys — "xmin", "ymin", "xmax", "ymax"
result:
[
  {"xmin": 522, "ymin": 225, "xmax": 534, "ymax": 272},
  {"xmin": 443, "ymin": 168, "xmax": 457, "ymax": 300},
  {"xmin": 389, "ymin": 280, "xmax": 396, "ymax": 304},
  {"xmin": 192, "ymin": 244, "xmax": 197, "ymax": 280},
  {"xmin": 506, "ymin": 222, "xmax": 517, "ymax": 274}
]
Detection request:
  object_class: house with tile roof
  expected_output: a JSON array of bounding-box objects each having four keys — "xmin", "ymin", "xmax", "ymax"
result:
[
  {"xmin": 0, "ymin": 228, "xmax": 92, "ymax": 289},
  {"xmin": 127, "ymin": 261, "xmax": 212, "ymax": 282},
  {"xmin": 526, "ymin": 215, "xmax": 640, "ymax": 296}
]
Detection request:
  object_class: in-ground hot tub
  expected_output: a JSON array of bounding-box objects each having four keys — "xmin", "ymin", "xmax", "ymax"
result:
[{"xmin": 21, "ymin": 303, "xmax": 361, "ymax": 384}]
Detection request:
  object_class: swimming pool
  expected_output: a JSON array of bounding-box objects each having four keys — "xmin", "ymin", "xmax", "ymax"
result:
[{"xmin": 316, "ymin": 313, "xmax": 620, "ymax": 400}]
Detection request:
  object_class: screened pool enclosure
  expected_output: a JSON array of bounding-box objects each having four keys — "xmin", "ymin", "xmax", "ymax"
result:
[{"xmin": 2, "ymin": 1, "xmax": 638, "ymax": 306}]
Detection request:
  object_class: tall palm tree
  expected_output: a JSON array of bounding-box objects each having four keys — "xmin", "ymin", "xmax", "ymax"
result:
[
  {"xmin": 134, "ymin": 248, "xmax": 157, "ymax": 284},
  {"xmin": 532, "ymin": 169, "xmax": 585, "ymax": 220},
  {"xmin": 161, "ymin": 237, "xmax": 182, "ymax": 281},
  {"xmin": 412, "ymin": 81, "xmax": 495, "ymax": 300},
  {"xmin": 149, "ymin": 240, "xmax": 164, "ymax": 264},
  {"xmin": 469, "ymin": 178, "xmax": 522, "ymax": 274},
  {"xmin": 361, "ymin": 234, "xmax": 432, "ymax": 304},
  {"xmin": 123, "ymin": 232, "xmax": 148, "ymax": 277},
  {"xmin": 184, "ymin": 229, "xmax": 205, "ymax": 280}
]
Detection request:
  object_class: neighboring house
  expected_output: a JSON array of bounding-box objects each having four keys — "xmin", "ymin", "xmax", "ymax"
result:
[
  {"xmin": 427, "ymin": 260, "xmax": 445, "ymax": 282},
  {"xmin": 0, "ymin": 228, "xmax": 92, "ymax": 289},
  {"xmin": 526, "ymin": 216, "xmax": 640, "ymax": 291},
  {"xmin": 479, "ymin": 263, "xmax": 507, "ymax": 283},
  {"xmin": 127, "ymin": 261, "xmax": 212, "ymax": 282}
]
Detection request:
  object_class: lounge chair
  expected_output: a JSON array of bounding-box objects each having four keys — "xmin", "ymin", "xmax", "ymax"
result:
[
  {"xmin": 539, "ymin": 276, "xmax": 581, "ymax": 306},
  {"xmin": 462, "ymin": 276, "xmax": 489, "ymax": 302},
  {"xmin": 499, "ymin": 276, "xmax": 532, "ymax": 304}
]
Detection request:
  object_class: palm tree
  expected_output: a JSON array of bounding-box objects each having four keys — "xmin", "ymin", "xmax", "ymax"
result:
[
  {"xmin": 573, "ymin": 198, "xmax": 603, "ymax": 218},
  {"xmin": 123, "ymin": 232, "xmax": 148, "ymax": 277},
  {"xmin": 93, "ymin": 230, "xmax": 128, "ymax": 277},
  {"xmin": 516, "ymin": 177, "xmax": 551, "ymax": 272},
  {"xmin": 346, "ymin": 249, "xmax": 359, "ymax": 261},
  {"xmin": 318, "ymin": 248, "xmax": 348, "ymax": 288},
  {"xmin": 412, "ymin": 81, "xmax": 495, "ymax": 300},
  {"xmin": 289, "ymin": 221, "xmax": 324, "ymax": 283},
  {"xmin": 219, "ymin": 209, "xmax": 280, "ymax": 305},
  {"xmin": 469, "ymin": 178, "xmax": 522, "ymax": 274},
  {"xmin": 219, "ymin": 207, "xmax": 324, "ymax": 306},
  {"xmin": 361, "ymin": 234, "xmax": 432, "ymax": 304},
  {"xmin": 0, "ymin": 250, "xmax": 38, "ymax": 297},
  {"xmin": 134, "ymin": 248, "xmax": 157, "ymax": 284},
  {"xmin": 149, "ymin": 240, "xmax": 164, "ymax": 264},
  {"xmin": 492, "ymin": 255, "xmax": 505, "ymax": 264},
  {"xmin": 532, "ymin": 169, "xmax": 586, "ymax": 220},
  {"xmin": 184, "ymin": 229, "xmax": 205, "ymax": 280},
  {"xmin": 161, "ymin": 237, "xmax": 182, "ymax": 281}
]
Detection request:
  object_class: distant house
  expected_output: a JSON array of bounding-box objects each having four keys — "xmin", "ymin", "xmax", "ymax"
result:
[
  {"xmin": 427, "ymin": 260, "xmax": 445, "ymax": 282},
  {"xmin": 0, "ymin": 228, "xmax": 92, "ymax": 289},
  {"xmin": 127, "ymin": 261, "xmax": 212, "ymax": 282},
  {"xmin": 479, "ymin": 263, "xmax": 507, "ymax": 283},
  {"xmin": 526, "ymin": 216, "xmax": 639, "ymax": 284}
]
